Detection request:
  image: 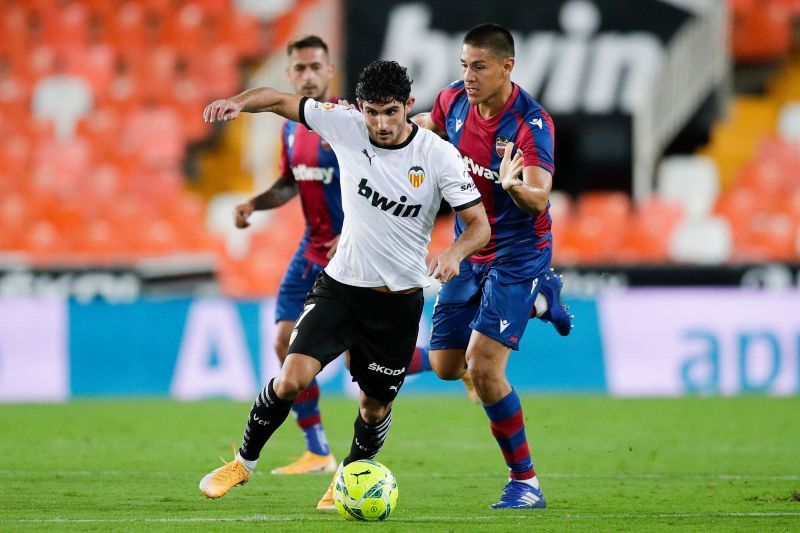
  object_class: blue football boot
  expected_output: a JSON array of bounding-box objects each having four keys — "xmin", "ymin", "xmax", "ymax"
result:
[
  {"xmin": 536, "ymin": 269, "xmax": 573, "ymax": 336},
  {"xmin": 491, "ymin": 480, "xmax": 547, "ymax": 509}
]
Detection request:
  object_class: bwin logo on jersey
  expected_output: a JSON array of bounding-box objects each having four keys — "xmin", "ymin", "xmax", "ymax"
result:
[
  {"xmin": 408, "ymin": 166, "xmax": 425, "ymax": 188},
  {"xmin": 357, "ymin": 178, "xmax": 421, "ymax": 218},
  {"xmin": 368, "ymin": 362, "xmax": 406, "ymax": 376}
]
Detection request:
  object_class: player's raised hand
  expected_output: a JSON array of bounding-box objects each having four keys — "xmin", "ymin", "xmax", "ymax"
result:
[
  {"xmin": 427, "ymin": 249, "xmax": 460, "ymax": 284},
  {"xmin": 499, "ymin": 142, "xmax": 525, "ymax": 191},
  {"xmin": 233, "ymin": 201, "xmax": 254, "ymax": 229},
  {"xmin": 337, "ymin": 99, "xmax": 356, "ymax": 110},
  {"xmin": 204, "ymin": 98, "xmax": 243, "ymax": 123}
]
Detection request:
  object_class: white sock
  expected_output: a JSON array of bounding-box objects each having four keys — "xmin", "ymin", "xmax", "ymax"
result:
[
  {"xmin": 514, "ymin": 476, "xmax": 540, "ymax": 489},
  {"xmin": 534, "ymin": 293, "xmax": 548, "ymax": 317},
  {"xmin": 236, "ymin": 453, "xmax": 258, "ymax": 472}
]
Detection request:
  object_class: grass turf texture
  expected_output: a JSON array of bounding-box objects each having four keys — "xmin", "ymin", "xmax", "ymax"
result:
[{"xmin": 0, "ymin": 396, "xmax": 798, "ymax": 532}]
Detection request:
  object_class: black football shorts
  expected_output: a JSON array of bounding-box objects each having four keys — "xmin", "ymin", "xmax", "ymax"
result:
[{"xmin": 287, "ymin": 270, "xmax": 424, "ymax": 403}]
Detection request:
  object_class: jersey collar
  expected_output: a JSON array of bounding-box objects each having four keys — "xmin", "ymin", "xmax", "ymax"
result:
[{"xmin": 369, "ymin": 122, "xmax": 418, "ymax": 150}]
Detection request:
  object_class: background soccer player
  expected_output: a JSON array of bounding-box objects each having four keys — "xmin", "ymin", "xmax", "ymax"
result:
[
  {"xmin": 198, "ymin": 60, "xmax": 493, "ymax": 508},
  {"xmin": 414, "ymin": 23, "xmax": 573, "ymax": 509}
]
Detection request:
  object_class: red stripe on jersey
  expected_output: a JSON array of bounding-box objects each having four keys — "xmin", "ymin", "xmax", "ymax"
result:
[
  {"xmin": 513, "ymin": 110, "xmax": 542, "ymax": 169},
  {"xmin": 292, "ymin": 125, "xmax": 335, "ymax": 266}
]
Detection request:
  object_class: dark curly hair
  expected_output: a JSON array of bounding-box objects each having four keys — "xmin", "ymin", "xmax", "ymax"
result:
[{"xmin": 355, "ymin": 60, "xmax": 412, "ymax": 105}]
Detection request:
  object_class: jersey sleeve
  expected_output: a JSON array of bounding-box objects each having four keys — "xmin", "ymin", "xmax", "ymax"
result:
[
  {"xmin": 278, "ymin": 121, "xmax": 295, "ymax": 181},
  {"xmin": 515, "ymin": 109, "xmax": 555, "ymax": 174},
  {"xmin": 431, "ymin": 82, "xmax": 460, "ymax": 132},
  {"xmin": 298, "ymin": 96, "xmax": 364, "ymax": 147},
  {"xmin": 437, "ymin": 142, "xmax": 482, "ymax": 211},
  {"xmin": 431, "ymin": 89, "xmax": 449, "ymax": 132}
]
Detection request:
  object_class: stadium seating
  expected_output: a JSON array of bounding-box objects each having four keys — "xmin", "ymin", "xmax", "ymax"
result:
[{"xmin": 0, "ymin": 0, "xmax": 264, "ymax": 277}]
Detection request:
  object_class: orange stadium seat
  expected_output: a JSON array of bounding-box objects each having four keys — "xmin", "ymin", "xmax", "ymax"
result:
[
  {"xmin": 0, "ymin": 193, "xmax": 27, "ymax": 250},
  {"xmin": 555, "ymin": 215, "xmax": 623, "ymax": 264},
  {"xmin": 44, "ymin": 2, "xmax": 89, "ymax": 50},
  {"xmin": 617, "ymin": 197, "xmax": 683, "ymax": 263},
  {"xmin": 732, "ymin": 0, "xmax": 793, "ymax": 62},
  {"xmin": 163, "ymin": 3, "xmax": 207, "ymax": 57},
  {"xmin": 0, "ymin": 6, "xmax": 29, "ymax": 59},
  {"xmin": 198, "ymin": 44, "xmax": 239, "ymax": 100},
  {"xmin": 107, "ymin": 2, "xmax": 146, "ymax": 56},
  {"xmin": 33, "ymin": 136, "xmax": 93, "ymax": 193},
  {"xmin": 219, "ymin": 11, "xmax": 261, "ymax": 58},
  {"xmin": 67, "ymin": 44, "xmax": 116, "ymax": 96},
  {"xmin": 74, "ymin": 219, "xmax": 129, "ymax": 260},
  {"xmin": 132, "ymin": 218, "xmax": 183, "ymax": 257},
  {"xmin": 0, "ymin": 134, "xmax": 33, "ymax": 180},
  {"xmin": 23, "ymin": 220, "xmax": 68, "ymax": 263},
  {"xmin": 734, "ymin": 212, "xmax": 797, "ymax": 261},
  {"xmin": 119, "ymin": 105, "xmax": 184, "ymax": 169},
  {"xmin": 576, "ymin": 191, "xmax": 631, "ymax": 228}
]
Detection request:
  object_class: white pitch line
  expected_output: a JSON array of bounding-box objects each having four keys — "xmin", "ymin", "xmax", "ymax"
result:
[
  {"xmin": 0, "ymin": 471, "xmax": 797, "ymax": 481},
  {"xmin": 12, "ymin": 512, "xmax": 800, "ymax": 524}
]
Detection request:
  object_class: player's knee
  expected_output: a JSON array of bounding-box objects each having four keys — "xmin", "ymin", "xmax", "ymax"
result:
[
  {"xmin": 273, "ymin": 375, "xmax": 308, "ymax": 401},
  {"xmin": 360, "ymin": 403, "xmax": 390, "ymax": 424},
  {"xmin": 431, "ymin": 361, "xmax": 464, "ymax": 380},
  {"xmin": 467, "ymin": 364, "xmax": 502, "ymax": 390},
  {"xmin": 429, "ymin": 350, "xmax": 466, "ymax": 380}
]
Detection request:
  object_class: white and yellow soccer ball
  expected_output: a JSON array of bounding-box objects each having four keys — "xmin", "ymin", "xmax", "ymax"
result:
[{"xmin": 333, "ymin": 459, "xmax": 398, "ymax": 521}]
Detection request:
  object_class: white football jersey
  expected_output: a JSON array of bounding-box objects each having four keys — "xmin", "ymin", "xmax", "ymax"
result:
[{"xmin": 300, "ymin": 97, "xmax": 481, "ymax": 291}]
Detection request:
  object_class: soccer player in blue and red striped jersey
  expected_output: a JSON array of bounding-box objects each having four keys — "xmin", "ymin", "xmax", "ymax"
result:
[
  {"xmin": 414, "ymin": 23, "xmax": 573, "ymax": 509},
  {"xmin": 233, "ymin": 36, "xmax": 341, "ymax": 476}
]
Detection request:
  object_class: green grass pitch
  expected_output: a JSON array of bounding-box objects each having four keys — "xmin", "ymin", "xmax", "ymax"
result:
[{"xmin": 1, "ymin": 396, "xmax": 798, "ymax": 531}]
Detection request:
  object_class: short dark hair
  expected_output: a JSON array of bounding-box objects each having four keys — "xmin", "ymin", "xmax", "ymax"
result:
[
  {"xmin": 463, "ymin": 23, "xmax": 515, "ymax": 59},
  {"xmin": 355, "ymin": 60, "xmax": 412, "ymax": 105},
  {"xmin": 286, "ymin": 35, "xmax": 329, "ymax": 56}
]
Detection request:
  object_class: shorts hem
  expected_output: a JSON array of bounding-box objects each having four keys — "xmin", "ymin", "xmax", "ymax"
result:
[{"xmin": 471, "ymin": 324, "xmax": 519, "ymax": 351}]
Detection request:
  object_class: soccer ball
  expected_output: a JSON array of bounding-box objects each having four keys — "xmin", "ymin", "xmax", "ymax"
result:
[{"xmin": 333, "ymin": 459, "xmax": 398, "ymax": 521}]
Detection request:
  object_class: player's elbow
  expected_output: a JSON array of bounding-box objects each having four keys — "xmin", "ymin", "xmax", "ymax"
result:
[
  {"xmin": 528, "ymin": 198, "xmax": 548, "ymax": 216},
  {"xmin": 523, "ymin": 190, "xmax": 549, "ymax": 216}
]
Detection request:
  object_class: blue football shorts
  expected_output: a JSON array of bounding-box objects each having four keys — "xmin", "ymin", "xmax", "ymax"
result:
[{"xmin": 430, "ymin": 247, "xmax": 552, "ymax": 351}]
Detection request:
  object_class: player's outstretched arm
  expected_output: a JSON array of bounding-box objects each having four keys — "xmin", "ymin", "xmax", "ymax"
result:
[
  {"xmin": 233, "ymin": 176, "xmax": 299, "ymax": 229},
  {"xmin": 428, "ymin": 203, "xmax": 489, "ymax": 283},
  {"xmin": 498, "ymin": 143, "xmax": 551, "ymax": 216},
  {"xmin": 204, "ymin": 87, "xmax": 304, "ymax": 124},
  {"xmin": 411, "ymin": 112, "xmax": 446, "ymax": 137}
]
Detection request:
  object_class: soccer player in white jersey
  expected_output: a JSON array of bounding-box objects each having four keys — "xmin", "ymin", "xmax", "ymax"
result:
[{"xmin": 198, "ymin": 60, "xmax": 505, "ymax": 508}]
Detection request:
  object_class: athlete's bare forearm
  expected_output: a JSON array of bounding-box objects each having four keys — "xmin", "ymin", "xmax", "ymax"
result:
[
  {"xmin": 250, "ymin": 176, "xmax": 299, "ymax": 210},
  {"xmin": 204, "ymin": 88, "xmax": 303, "ymax": 123},
  {"xmin": 505, "ymin": 182, "xmax": 549, "ymax": 216},
  {"xmin": 449, "ymin": 203, "xmax": 490, "ymax": 260}
]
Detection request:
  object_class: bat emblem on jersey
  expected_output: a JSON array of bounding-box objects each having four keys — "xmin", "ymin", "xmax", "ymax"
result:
[
  {"xmin": 494, "ymin": 137, "xmax": 510, "ymax": 157},
  {"xmin": 408, "ymin": 166, "xmax": 425, "ymax": 188}
]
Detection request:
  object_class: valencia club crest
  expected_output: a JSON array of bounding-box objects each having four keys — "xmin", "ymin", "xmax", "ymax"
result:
[{"xmin": 408, "ymin": 166, "xmax": 425, "ymax": 188}]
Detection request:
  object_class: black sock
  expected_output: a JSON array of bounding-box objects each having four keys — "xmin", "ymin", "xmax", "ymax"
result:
[
  {"xmin": 239, "ymin": 379, "xmax": 293, "ymax": 461},
  {"xmin": 343, "ymin": 410, "xmax": 392, "ymax": 466}
]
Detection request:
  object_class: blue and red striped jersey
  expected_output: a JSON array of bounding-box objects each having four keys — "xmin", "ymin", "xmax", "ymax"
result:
[
  {"xmin": 281, "ymin": 116, "xmax": 343, "ymax": 266},
  {"xmin": 432, "ymin": 80, "xmax": 555, "ymax": 263}
]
